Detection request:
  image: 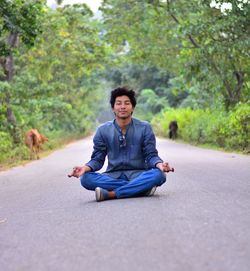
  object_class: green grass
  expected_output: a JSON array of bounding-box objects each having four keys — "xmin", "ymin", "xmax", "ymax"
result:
[{"xmin": 0, "ymin": 131, "xmax": 92, "ymax": 172}]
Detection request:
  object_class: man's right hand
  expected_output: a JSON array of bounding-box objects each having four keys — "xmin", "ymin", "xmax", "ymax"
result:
[{"xmin": 68, "ymin": 166, "xmax": 89, "ymax": 178}]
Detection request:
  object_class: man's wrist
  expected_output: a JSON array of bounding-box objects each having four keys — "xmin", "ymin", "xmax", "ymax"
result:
[
  {"xmin": 155, "ymin": 162, "xmax": 162, "ymax": 169},
  {"xmin": 83, "ymin": 165, "xmax": 92, "ymax": 172}
]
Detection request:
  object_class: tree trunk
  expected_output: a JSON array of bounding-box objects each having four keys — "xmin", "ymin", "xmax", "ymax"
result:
[
  {"xmin": 223, "ymin": 71, "xmax": 244, "ymax": 109},
  {"xmin": 0, "ymin": 33, "xmax": 20, "ymax": 143},
  {"xmin": 233, "ymin": 71, "xmax": 244, "ymax": 102}
]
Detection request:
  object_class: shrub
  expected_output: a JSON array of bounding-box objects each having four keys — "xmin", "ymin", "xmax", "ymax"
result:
[
  {"xmin": 225, "ymin": 103, "xmax": 250, "ymax": 150},
  {"xmin": 0, "ymin": 132, "xmax": 13, "ymax": 162},
  {"xmin": 151, "ymin": 103, "xmax": 249, "ymax": 152}
]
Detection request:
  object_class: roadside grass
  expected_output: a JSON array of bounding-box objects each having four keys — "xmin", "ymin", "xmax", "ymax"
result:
[
  {"xmin": 1, "ymin": 131, "xmax": 248, "ymax": 173},
  {"xmin": 0, "ymin": 131, "xmax": 92, "ymax": 172}
]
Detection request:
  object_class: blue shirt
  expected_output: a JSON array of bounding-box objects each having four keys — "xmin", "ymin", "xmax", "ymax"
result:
[{"xmin": 86, "ymin": 118, "xmax": 163, "ymax": 180}]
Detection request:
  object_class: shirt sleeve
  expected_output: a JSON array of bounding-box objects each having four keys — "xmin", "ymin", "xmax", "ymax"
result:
[
  {"xmin": 142, "ymin": 123, "xmax": 163, "ymax": 168},
  {"xmin": 85, "ymin": 128, "xmax": 107, "ymax": 171}
]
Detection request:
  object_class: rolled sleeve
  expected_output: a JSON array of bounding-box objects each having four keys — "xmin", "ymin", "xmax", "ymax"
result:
[
  {"xmin": 85, "ymin": 128, "xmax": 107, "ymax": 172},
  {"xmin": 143, "ymin": 124, "xmax": 163, "ymax": 168}
]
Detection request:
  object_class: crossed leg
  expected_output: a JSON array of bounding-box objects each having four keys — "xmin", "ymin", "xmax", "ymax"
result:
[{"xmin": 80, "ymin": 168, "xmax": 166, "ymax": 199}]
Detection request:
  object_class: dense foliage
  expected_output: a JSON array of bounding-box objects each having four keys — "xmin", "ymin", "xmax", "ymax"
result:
[
  {"xmin": 100, "ymin": 0, "xmax": 250, "ymax": 152},
  {"xmin": 0, "ymin": 1, "xmax": 109, "ymax": 163},
  {"xmin": 0, "ymin": 0, "xmax": 249, "ymax": 165},
  {"xmin": 100, "ymin": 0, "xmax": 250, "ymax": 109},
  {"xmin": 152, "ymin": 103, "xmax": 250, "ymax": 152}
]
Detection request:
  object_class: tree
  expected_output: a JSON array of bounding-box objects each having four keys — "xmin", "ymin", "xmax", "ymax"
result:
[
  {"xmin": 0, "ymin": 0, "xmax": 46, "ymax": 142},
  {"xmin": 100, "ymin": 0, "xmax": 250, "ymax": 108},
  {"xmin": 13, "ymin": 3, "xmax": 109, "ymax": 133}
]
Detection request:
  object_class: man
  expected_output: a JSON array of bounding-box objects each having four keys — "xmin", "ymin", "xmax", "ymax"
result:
[{"xmin": 69, "ymin": 87, "xmax": 174, "ymax": 202}]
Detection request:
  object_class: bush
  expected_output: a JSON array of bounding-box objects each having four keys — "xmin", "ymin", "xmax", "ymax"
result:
[
  {"xmin": 0, "ymin": 132, "xmax": 13, "ymax": 162},
  {"xmin": 225, "ymin": 103, "xmax": 250, "ymax": 150},
  {"xmin": 151, "ymin": 103, "xmax": 250, "ymax": 152}
]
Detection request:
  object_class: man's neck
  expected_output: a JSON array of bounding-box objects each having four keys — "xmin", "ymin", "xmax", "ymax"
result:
[{"xmin": 115, "ymin": 117, "xmax": 132, "ymax": 133}]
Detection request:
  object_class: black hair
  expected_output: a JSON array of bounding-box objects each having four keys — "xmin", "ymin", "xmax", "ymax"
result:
[{"xmin": 110, "ymin": 87, "xmax": 137, "ymax": 108}]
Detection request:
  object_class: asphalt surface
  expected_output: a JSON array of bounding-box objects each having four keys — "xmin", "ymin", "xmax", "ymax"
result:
[{"xmin": 0, "ymin": 136, "xmax": 250, "ymax": 271}]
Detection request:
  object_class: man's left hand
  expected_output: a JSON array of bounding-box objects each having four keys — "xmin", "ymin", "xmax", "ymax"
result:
[{"xmin": 156, "ymin": 162, "xmax": 174, "ymax": 173}]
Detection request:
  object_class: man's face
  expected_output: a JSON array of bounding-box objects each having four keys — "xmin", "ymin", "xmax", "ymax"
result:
[{"xmin": 113, "ymin": 95, "xmax": 134, "ymax": 119}]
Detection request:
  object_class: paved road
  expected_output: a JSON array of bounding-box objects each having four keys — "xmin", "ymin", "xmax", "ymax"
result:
[{"xmin": 0, "ymin": 137, "xmax": 249, "ymax": 271}]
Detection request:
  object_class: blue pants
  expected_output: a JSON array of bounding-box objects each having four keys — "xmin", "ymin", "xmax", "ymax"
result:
[{"xmin": 80, "ymin": 169, "xmax": 166, "ymax": 199}]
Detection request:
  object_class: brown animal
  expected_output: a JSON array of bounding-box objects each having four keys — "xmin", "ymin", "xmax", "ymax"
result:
[{"xmin": 25, "ymin": 129, "xmax": 48, "ymax": 159}]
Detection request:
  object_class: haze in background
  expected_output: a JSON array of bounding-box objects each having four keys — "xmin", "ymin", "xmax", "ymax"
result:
[{"xmin": 47, "ymin": 0, "xmax": 102, "ymax": 13}]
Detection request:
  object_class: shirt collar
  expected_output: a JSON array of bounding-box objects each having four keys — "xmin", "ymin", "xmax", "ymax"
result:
[{"xmin": 113, "ymin": 118, "xmax": 133, "ymax": 133}]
